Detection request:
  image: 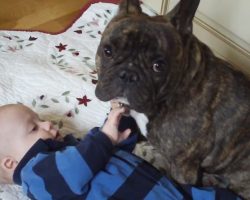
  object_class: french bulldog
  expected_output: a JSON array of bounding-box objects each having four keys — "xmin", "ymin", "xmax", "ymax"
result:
[{"xmin": 95, "ymin": 0, "xmax": 250, "ymax": 198}]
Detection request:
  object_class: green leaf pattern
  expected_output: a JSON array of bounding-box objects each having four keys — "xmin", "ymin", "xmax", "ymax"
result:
[
  {"xmin": 30, "ymin": 91, "xmax": 91, "ymax": 130},
  {"xmin": 0, "ymin": 34, "xmax": 37, "ymax": 52}
]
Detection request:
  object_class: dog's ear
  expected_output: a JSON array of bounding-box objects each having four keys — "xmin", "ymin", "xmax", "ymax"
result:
[
  {"xmin": 117, "ymin": 0, "xmax": 142, "ymax": 16},
  {"xmin": 166, "ymin": 0, "xmax": 200, "ymax": 34}
]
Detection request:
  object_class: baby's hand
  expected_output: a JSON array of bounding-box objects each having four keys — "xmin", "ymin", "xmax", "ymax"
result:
[
  {"xmin": 101, "ymin": 107, "xmax": 131, "ymax": 145},
  {"xmin": 110, "ymin": 99, "xmax": 130, "ymax": 116},
  {"xmin": 110, "ymin": 99, "xmax": 122, "ymax": 109}
]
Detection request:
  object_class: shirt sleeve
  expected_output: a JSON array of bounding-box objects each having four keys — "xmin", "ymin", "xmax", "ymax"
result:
[{"xmin": 21, "ymin": 128, "xmax": 114, "ymax": 200}]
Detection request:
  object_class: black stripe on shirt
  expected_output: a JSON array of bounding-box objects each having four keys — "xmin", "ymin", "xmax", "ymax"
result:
[
  {"xmin": 182, "ymin": 185, "xmax": 239, "ymax": 200},
  {"xmin": 76, "ymin": 128, "xmax": 113, "ymax": 174},
  {"xmin": 215, "ymin": 188, "xmax": 239, "ymax": 200},
  {"xmin": 33, "ymin": 154, "xmax": 84, "ymax": 200},
  {"xmin": 109, "ymin": 160, "xmax": 163, "ymax": 200},
  {"xmin": 175, "ymin": 185, "xmax": 192, "ymax": 200}
]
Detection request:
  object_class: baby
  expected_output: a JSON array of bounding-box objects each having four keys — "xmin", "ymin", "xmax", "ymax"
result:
[{"xmin": 0, "ymin": 103, "xmax": 240, "ymax": 200}]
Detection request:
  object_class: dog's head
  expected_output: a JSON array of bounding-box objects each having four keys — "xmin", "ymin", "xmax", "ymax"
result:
[{"xmin": 95, "ymin": 0, "xmax": 200, "ymax": 115}]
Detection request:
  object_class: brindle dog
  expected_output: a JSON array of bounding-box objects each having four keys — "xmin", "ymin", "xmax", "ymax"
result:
[{"xmin": 95, "ymin": 0, "xmax": 250, "ymax": 198}]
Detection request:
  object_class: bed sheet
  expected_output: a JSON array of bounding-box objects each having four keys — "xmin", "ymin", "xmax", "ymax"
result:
[{"xmin": 0, "ymin": 2, "xmax": 165, "ymax": 199}]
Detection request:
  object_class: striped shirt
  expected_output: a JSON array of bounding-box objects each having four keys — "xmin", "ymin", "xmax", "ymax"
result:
[{"xmin": 13, "ymin": 125, "xmax": 241, "ymax": 200}]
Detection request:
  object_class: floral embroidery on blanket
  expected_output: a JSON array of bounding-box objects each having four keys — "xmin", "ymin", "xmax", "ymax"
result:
[
  {"xmin": 0, "ymin": 35, "xmax": 38, "ymax": 52},
  {"xmin": 0, "ymin": 3, "xmax": 165, "ymax": 199}
]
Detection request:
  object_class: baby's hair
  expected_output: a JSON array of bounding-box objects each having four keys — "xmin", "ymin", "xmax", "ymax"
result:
[{"xmin": 0, "ymin": 104, "xmax": 19, "ymax": 184}]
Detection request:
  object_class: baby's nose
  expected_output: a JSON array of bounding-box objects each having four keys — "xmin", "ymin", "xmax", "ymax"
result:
[{"xmin": 41, "ymin": 120, "xmax": 53, "ymax": 131}]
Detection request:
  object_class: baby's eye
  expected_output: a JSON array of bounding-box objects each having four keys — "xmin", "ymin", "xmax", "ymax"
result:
[{"xmin": 31, "ymin": 125, "xmax": 38, "ymax": 132}]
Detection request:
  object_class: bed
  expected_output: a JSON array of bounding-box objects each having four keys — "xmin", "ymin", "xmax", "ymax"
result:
[{"xmin": 0, "ymin": 1, "xmax": 166, "ymax": 199}]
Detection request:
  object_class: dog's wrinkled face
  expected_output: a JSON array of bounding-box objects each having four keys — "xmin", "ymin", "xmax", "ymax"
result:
[
  {"xmin": 95, "ymin": 0, "xmax": 199, "ymax": 115},
  {"xmin": 96, "ymin": 19, "xmax": 182, "ymax": 114}
]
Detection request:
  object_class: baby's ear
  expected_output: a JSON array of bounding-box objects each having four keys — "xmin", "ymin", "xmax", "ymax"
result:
[{"xmin": 1, "ymin": 156, "xmax": 18, "ymax": 171}]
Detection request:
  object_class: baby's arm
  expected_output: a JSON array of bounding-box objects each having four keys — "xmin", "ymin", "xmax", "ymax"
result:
[{"xmin": 20, "ymin": 107, "xmax": 130, "ymax": 200}]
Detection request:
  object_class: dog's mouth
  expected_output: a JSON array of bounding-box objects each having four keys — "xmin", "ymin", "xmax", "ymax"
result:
[{"xmin": 113, "ymin": 97, "xmax": 131, "ymax": 108}]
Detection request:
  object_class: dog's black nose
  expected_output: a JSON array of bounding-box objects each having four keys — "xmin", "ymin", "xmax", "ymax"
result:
[{"xmin": 119, "ymin": 70, "xmax": 138, "ymax": 83}]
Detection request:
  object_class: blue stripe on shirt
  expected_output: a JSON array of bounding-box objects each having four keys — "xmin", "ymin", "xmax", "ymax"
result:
[
  {"xmin": 86, "ymin": 151, "xmax": 142, "ymax": 199},
  {"xmin": 33, "ymin": 153, "xmax": 84, "ymax": 200},
  {"xmin": 191, "ymin": 187, "xmax": 216, "ymax": 200},
  {"xmin": 22, "ymin": 154, "xmax": 53, "ymax": 200},
  {"xmin": 55, "ymin": 146, "xmax": 92, "ymax": 195},
  {"xmin": 145, "ymin": 177, "xmax": 184, "ymax": 200}
]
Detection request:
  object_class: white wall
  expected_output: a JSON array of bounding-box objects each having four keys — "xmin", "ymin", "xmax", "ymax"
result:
[
  {"xmin": 142, "ymin": 0, "xmax": 164, "ymax": 14},
  {"xmin": 143, "ymin": 0, "xmax": 250, "ymax": 77},
  {"xmin": 198, "ymin": 0, "xmax": 250, "ymax": 45}
]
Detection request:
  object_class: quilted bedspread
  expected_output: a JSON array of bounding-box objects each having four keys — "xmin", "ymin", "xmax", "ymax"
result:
[{"xmin": 0, "ymin": 2, "xmax": 165, "ymax": 199}]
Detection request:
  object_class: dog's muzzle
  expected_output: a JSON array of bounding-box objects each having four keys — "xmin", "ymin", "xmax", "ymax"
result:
[{"xmin": 119, "ymin": 70, "xmax": 139, "ymax": 84}]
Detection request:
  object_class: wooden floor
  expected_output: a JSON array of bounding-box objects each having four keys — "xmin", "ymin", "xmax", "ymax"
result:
[{"xmin": 0, "ymin": 0, "xmax": 90, "ymax": 33}]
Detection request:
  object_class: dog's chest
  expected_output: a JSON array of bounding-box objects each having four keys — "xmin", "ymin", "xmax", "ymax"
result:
[{"xmin": 130, "ymin": 110, "xmax": 149, "ymax": 137}]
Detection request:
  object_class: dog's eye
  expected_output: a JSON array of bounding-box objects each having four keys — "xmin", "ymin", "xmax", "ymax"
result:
[
  {"xmin": 152, "ymin": 60, "xmax": 165, "ymax": 72},
  {"xmin": 103, "ymin": 45, "xmax": 112, "ymax": 58}
]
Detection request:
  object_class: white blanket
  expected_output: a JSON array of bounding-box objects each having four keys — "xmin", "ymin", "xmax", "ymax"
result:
[{"xmin": 0, "ymin": 2, "xmax": 165, "ymax": 199}]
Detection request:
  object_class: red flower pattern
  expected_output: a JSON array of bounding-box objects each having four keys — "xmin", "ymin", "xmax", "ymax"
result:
[
  {"xmin": 66, "ymin": 111, "xmax": 73, "ymax": 117},
  {"xmin": 72, "ymin": 51, "xmax": 80, "ymax": 56},
  {"xmin": 56, "ymin": 43, "xmax": 67, "ymax": 52},
  {"xmin": 76, "ymin": 95, "xmax": 91, "ymax": 106}
]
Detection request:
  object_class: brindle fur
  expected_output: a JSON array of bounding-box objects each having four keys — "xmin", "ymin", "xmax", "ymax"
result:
[{"xmin": 95, "ymin": 0, "xmax": 250, "ymax": 198}]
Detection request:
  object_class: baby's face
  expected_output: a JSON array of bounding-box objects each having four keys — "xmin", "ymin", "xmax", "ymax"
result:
[{"xmin": 0, "ymin": 104, "xmax": 61, "ymax": 162}]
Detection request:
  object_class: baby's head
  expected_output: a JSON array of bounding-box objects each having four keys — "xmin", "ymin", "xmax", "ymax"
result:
[{"xmin": 0, "ymin": 104, "xmax": 60, "ymax": 184}]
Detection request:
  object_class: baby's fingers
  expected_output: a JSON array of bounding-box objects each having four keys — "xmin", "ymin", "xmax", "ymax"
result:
[
  {"xmin": 108, "ymin": 107, "xmax": 126, "ymax": 125},
  {"xmin": 110, "ymin": 100, "xmax": 121, "ymax": 109},
  {"xmin": 118, "ymin": 129, "xmax": 131, "ymax": 143}
]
